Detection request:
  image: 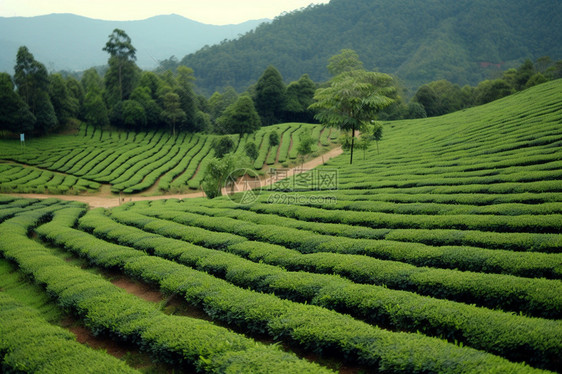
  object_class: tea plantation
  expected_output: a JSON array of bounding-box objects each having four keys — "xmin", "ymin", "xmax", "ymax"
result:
[
  {"xmin": 0, "ymin": 123, "xmax": 338, "ymax": 195},
  {"xmin": 0, "ymin": 80, "xmax": 561, "ymax": 372}
]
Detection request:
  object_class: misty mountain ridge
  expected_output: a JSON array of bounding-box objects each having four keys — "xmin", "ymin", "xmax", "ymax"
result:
[
  {"xmin": 178, "ymin": 0, "xmax": 562, "ymax": 94},
  {"xmin": 0, "ymin": 13, "xmax": 267, "ymax": 73}
]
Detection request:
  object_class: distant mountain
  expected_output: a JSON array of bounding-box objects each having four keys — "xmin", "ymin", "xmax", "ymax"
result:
[
  {"xmin": 0, "ymin": 13, "xmax": 267, "ymax": 73},
  {"xmin": 178, "ymin": 0, "xmax": 562, "ymax": 95}
]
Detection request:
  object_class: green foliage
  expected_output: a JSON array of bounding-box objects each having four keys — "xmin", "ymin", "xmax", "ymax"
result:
[
  {"xmin": 254, "ymin": 66, "xmax": 287, "ymax": 126},
  {"xmin": 310, "ymin": 64, "xmax": 395, "ymax": 163},
  {"xmin": 269, "ymin": 130, "xmax": 280, "ymax": 147},
  {"xmin": 244, "ymin": 141, "xmax": 259, "ymax": 160},
  {"xmin": 48, "ymin": 73, "xmax": 79, "ymax": 126},
  {"xmin": 473, "ymin": 79, "xmax": 514, "ymax": 105},
  {"xmin": 201, "ymin": 154, "xmax": 243, "ymax": 198},
  {"xmin": 160, "ymin": 92, "xmax": 186, "ymax": 135},
  {"xmin": 216, "ymin": 95, "xmax": 261, "ymax": 135},
  {"xmin": 327, "ymin": 49, "xmax": 364, "ymax": 76},
  {"xmin": 0, "ymin": 72, "xmax": 35, "ymax": 133},
  {"xmin": 297, "ymin": 133, "xmax": 315, "ymax": 163},
  {"xmin": 208, "ymin": 86, "xmax": 238, "ymax": 127},
  {"xmin": 34, "ymin": 91, "xmax": 58, "ymax": 134},
  {"xmin": 178, "ymin": 0, "xmax": 562, "ymax": 94},
  {"xmin": 214, "ymin": 135, "xmax": 235, "ymax": 159},
  {"xmin": 284, "ymin": 74, "xmax": 316, "ymax": 122},
  {"xmin": 82, "ymin": 91, "xmax": 109, "ymax": 128}
]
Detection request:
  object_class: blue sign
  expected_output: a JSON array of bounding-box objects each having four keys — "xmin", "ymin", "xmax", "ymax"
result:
[{"xmin": 20, "ymin": 133, "xmax": 25, "ymax": 142}]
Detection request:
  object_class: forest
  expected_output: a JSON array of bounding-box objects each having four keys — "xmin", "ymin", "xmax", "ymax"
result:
[
  {"xmin": 1, "ymin": 30, "xmax": 560, "ymax": 139},
  {"xmin": 176, "ymin": 0, "xmax": 562, "ymax": 95},
  {"xmin": 1, "ymin": 0, "xmax": 561, "ymax": 138}
]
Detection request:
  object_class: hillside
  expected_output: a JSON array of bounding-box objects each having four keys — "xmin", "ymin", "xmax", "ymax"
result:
[
  {"xmin": 0, "ymin": 123, "xmax": 339, "ymax": 195},
  {"xmin": 0, "ymin": 81, "xmax": 561, "ymax": 372},
  {"xmin": 0, "ymin": 13, "xmax": 266, "ymax": 73},
  {"xmin": 179, "ymin": 0, "xmax": 562, "ymax": 94}
]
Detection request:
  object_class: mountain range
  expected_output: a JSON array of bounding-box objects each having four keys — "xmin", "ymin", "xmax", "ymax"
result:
[
  {"xmin": 179, "ymin": 0, "xmax": 562, "ymax": 94},
  {"xmin": 0, "ymin": 13, "xmax": 266, "ymax": 73},
  {"xmin": 1, "ymin": 0, "xmax": 561, "ymax": 96}
]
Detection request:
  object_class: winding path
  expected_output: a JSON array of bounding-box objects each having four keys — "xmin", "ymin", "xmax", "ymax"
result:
[{"xmin": 10, "ymin": 147, "xmax": 343, "ymax": 208}]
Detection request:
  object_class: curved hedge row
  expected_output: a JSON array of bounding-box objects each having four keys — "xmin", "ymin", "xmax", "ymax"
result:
[
  {"xmin": 0, "ymin": 292, "xmax": 140, "ymax": 374},
  {"xmin": 0, "ymin": 208, "xmax": 329, "ymax": 374},
  {"xmin": 170, "ymin": 136, "xmax": 215, "ymax": 191},
  {"xmin": 74, "ymin": 208, "xmax": 562, "ymax": 370},
  {"xmin": 123, "ymin": 207, "xmax": 561, "ymax": 318},
  {"xmin": 34, "ymin": 207, "xmax": 551, "ymax": 373},
  {"xmin": 167, "ymin": 201, "xmax": 562, "ymax": 252},
  {"xmin": 245, "ymin": 203, "xmax": 562, "ymax": 234}
]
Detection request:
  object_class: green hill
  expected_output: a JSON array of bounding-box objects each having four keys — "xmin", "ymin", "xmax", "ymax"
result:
[
  {"xmin": 179, "ymin": 0, "xmax": 562, "ymax": 94},
  {"xmin": 0, "ymin": 82, "xmax": 561, "ymax": 371},
  {"xmin": 0, "ymin": 123, "xmax": 338, "ymax": 194}
]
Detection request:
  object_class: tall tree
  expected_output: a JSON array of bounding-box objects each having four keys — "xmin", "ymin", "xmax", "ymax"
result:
[
  {"xmin": 81, "ymin": 68, "xmax": 104, "ymax": 94},
  {"xmin": 14, "ymin": 46, "xmax": 56, "ymax": 133},
  {"xmin": 285, "ymin": 74, "xmax": 316, "ymax": 122},
  {"xmin": 310, "ymin": 69, "xmax": 395, "ymax": 164},
  {"xmin": 131, "ymin": 86, "xmax": 162, "ymax": 128},
  {"xmin": 83, "ymin": 91, "xmax": 109, "ymax": 128},
  {"xmin": 49, "ymin": 73, "xmax": 78, "ymax": 125},
  {"xmin": 34, "ymin": 91, "xmax": 58, "ymax": 134},
  {"xmin": 103, "ymin": 29, "xmax": 139, "ymax": 104},
  {"xmin": 174, "ymin": 66, "xmax": 197, "ymax": 131},
  {"xmin": 254, "ymin": 65, "xmax": 286, "ymax": 126},
  {"xmin": 216, "ymin": 95, "xmax": 260, "ymax": 136},
  {"xmin": 160, "ymin": 92, "xmax": 186, "ymax": 135},
  {"xmin": 372, "ymin": 122, "xmax": 383, "ymax": 154},
  {"xmin": 0, "ymin": 73, "xmax": 35, "ymax": 134},
  {"xmin": 209, "ymin": 86, "xmax": 238, "ymax": 129}
]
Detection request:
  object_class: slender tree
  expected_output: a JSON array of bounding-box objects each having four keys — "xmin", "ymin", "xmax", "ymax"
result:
[
  {"xmin": 13, "ymin": 46, "xmax": 55, "ymax": 133},
  {"xmin": 83, "ymin": 91, "xmax": 109, "ymax": 128},
  {"xmin": 161, "ymin": 92, "xmax": 186, "ymax": 135},
  {"xmin": 103, "ymin": 29, "xmax": 138, "ymax": 103},
  {"xmin": 309, "ymin": 69, "xmax": 395, "ymax": 164},
  {"xmin": 297, "ymin": 134, "xmax": 315, "ymax": 167},
  {"xmin": 174, "ymin": 66, "xmax": 197, "ymax": 131},
  {"xmin": 285, "ymin": 74, "xmax": 316, "ymax": 122},
  {"xmin": 0, "ymin": 73, "xmax": 35, "ymax": 134},
  {"xmin": 255, "ymin": 65, "xmax": 286, "ymax": 126},
  {"xmin": 216, "ymin": 95, "xmax": 260, "ymax": 136},
  {"xmin": 372, "ymin": 122, "xmax": 383, "ymax": 154}
]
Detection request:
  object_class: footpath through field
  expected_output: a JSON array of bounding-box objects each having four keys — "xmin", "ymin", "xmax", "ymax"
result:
[{"xmin": 10, "ymin": 147, "xmax": 343, "ymax": 208}]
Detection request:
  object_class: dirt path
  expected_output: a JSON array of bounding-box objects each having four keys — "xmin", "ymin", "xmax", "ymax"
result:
[{"xmin": 8, "ymin": 147, "xmax": 343, "ymax": 208}]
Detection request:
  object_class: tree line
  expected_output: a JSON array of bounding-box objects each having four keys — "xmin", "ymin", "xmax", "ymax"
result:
[
  {"xmin": 382, "ymin": 57, "xmax": 562, "ymax": 120},
  {"xmin": 175, "ymin": 0, "xmax": 562, "ymax": 95},
  {"xmin": 1, "ymin": 28, "xmax": 561, "ymax": 139},
  {"xmin": 0, "ymin": 29, "xmax": 318, "ymax": 138}
]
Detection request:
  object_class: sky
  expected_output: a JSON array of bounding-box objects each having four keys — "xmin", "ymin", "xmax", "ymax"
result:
[{"xmin": 0, "ymin": 0, "xmax": 331, "ymax": 25}]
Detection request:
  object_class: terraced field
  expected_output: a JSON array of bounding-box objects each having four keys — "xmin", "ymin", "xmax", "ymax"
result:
[
  {"xmin": 0, "ymin": 123, "xmax": 338, "ymax": 195},
  {"xmin": 0, "ymin": 79, "xmax": 561, "ymax": 373}
]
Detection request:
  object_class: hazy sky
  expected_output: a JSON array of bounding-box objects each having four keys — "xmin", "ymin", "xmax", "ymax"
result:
[{"xmin": 0, "ymin": 0, "xmax": 331, "ymax": 24}]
